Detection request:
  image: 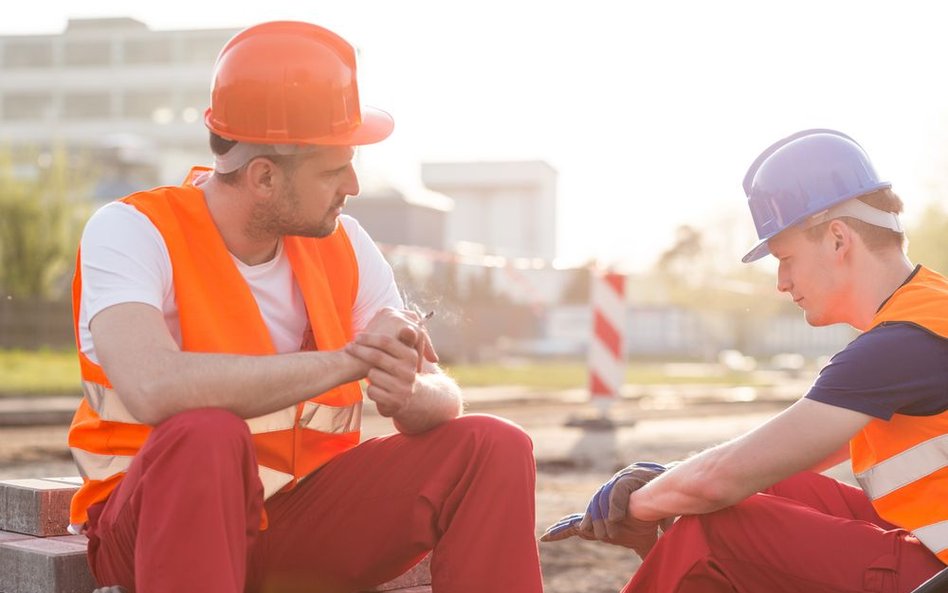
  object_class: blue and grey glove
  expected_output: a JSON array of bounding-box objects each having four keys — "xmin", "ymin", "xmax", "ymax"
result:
[{"xmin": 540, "ymin": 461, "xmax": 669, "ymax": 556}]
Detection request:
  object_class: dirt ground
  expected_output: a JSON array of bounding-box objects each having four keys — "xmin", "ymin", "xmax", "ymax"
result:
[{"xmin": 0, "ymin": 396, "xmax": 813, "ymax": 593}]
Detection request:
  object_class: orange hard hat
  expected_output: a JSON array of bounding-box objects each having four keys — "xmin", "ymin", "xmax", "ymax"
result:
[{"xmin": 204, "ymin": 21, "xmax": 393, "ymax": 146}]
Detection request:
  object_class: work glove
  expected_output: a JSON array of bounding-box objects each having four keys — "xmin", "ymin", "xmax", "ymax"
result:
[{"xmin": 540, "ymin": 461, "xmax": 670, "ymax": 558}]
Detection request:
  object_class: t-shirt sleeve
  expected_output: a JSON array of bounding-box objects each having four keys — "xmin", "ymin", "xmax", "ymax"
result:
[
  {"xmin": 78, "ymin": 202, "xmax": 172, "ymax": 357},
  {"xmin": 340, "ymin": 215, "xmax": 404, "ymax": 334},
  {"xmin": 805, "ymin": 323, "xmax": 948, "ymax": 420}
]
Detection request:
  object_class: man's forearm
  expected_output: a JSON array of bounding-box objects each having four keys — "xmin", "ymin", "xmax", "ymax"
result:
[
  {"xmin": 628, "ymin": 454, "xmax": 738, "ymax": 521},
  {"xmin": 116, "ymin": 348, "xmax": 366, "ymax": 425},
  {"xmin": 392, "ymin": 370, "xmax": 463, "ymax": 434}
]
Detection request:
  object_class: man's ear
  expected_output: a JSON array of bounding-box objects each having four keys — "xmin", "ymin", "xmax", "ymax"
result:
[
  {"xmin": 827, "ymin": 219, "xmax": 853, "ymax": 258},
  {"xmin": 244, "ymin": 157, "xmax": 279, "ymax": 197}
]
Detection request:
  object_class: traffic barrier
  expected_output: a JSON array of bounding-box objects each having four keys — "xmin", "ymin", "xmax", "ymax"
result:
[{"xmin": 588, "ymin": 270, "xmax": 626, "ymax": 408}]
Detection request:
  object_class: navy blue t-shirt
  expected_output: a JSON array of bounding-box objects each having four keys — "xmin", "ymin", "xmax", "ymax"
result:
[{"xmin": 805, "ymin": 322, "xmax": 948, "ymax": 419}]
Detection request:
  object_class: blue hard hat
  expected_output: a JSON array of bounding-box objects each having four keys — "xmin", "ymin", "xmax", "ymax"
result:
[{"xmin": 741, "ymin": 129, "xmax": 891, "ymax": 263}]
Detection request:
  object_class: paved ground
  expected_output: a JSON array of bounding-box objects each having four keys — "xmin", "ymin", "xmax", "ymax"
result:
[{"xmin": 0, "ymin": 380, "xmax": 851, "ymax": 592}]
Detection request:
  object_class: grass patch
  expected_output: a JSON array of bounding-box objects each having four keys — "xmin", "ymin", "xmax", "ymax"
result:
[
  {"xmin": 0, "ymin": 350, "xmax": 762, "ymax": 397},
  {"xmin": 0, "ymin": 349, "xmax": 81, "ymax": 396},
  {"xmin": 442, "ymin": 360, "xmax": 760, "ymax": 390}
]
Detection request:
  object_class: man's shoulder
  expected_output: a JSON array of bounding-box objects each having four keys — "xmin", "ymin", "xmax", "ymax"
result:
[
  {"xmin": 84, "ymin": 200, "xmax": 155, "ymax": 235},
  {"xmin": 814, "ymin": 323, "xmax": 945, "ymax": 388},
  {"xmin": 860, "ymin": 321, "xmax": 946, "ymax": 349}
]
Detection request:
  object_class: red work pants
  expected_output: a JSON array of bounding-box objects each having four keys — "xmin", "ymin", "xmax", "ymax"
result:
[
  {"xmin": 621, "ymin": 471, "xmax": 944, "ymax": 593},
  {"xmin": 84, "ymin": 408, "xmax": 543, "ymax": 593}
]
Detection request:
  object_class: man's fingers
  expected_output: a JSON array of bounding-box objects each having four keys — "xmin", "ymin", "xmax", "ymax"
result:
[
  {"xmin": 397, "ymin": 326, "xmax": 417, "ymax": 347},
  {"xmin": 415, "ymin": 329, "xmax": 439, "ymax": 367},
  {"xmin": 607, "ymin": 480, "xmax": 635, "ymax": 524},
  {"xmin": 422, "ymin": 338, "xmax": 439, "ymax": 364},
  {"xmin": 349, "ymin": 336, "xmax": 418, "ymax": 379},
  {"xmin": 540, "ymin": 513, "xmax": 587, "ymax": 542},
  {"xmin": 365, "ymin": 383, "xmax": 408, "ymax": 417}
]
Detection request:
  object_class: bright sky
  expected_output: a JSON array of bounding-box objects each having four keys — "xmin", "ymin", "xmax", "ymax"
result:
[{"xmin": 5, "ymin": 1, "xmax": 948, "ymax": 270}]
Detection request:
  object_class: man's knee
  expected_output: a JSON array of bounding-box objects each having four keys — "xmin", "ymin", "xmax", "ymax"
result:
[
  {"xmin": 151, "ymin": 407, "xmax": 251, "ymax": 451},
  {"xmin": 446, "ymin": 413, "xmax": 534, "ymax": 457}
]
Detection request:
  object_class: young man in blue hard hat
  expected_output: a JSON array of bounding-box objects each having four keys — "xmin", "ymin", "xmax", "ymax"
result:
[
  {"xmin": 542, "ymin": 129, "xmax": 948, "ymax": 592},
  {"xmin": 70, "ymin": 21, "xmax": 543, "ymax": 593}
]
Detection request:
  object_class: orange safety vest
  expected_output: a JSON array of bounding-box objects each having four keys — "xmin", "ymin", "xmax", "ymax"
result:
[
  {"xmin": 68, "ymin": 167, "xmax": 364, "ymax": 526},
  {"xmin": 850, "ymin": 265, "xmax": 948, "ymax": 564}
]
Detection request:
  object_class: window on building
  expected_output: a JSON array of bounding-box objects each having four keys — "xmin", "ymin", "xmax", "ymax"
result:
[
  {"xmin": 62, "ymin": 92, "xmax": 111, "ymax": 119},
  {"xmin": 124, "ymin": 90, "xmax": 174, "ymax": 121},
  {"xmin": 123, "ymin": 38, "xmax": 174, "ymax": 64},
  {"xmin": 3, "ymin": 42, "xmax": 54, "ymax": 68},
  {"xmin": 2, "ymin": 93, "xmax": 53, "ymax": 120},
  {"xmin": 63, "ymin": 41, "xmax": 112, "ymax": 66}
]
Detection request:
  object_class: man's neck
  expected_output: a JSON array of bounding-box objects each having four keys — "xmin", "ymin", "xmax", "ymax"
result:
[
  {"xmin": 849, "ymin": 250, "xmax": 915, "ymax": 331},
  {"xmin": 200, "ymin": 174, "xmax": 280, "ymax": 266}
]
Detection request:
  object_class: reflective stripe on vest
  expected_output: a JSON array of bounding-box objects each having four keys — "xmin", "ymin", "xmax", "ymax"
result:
[
  {"xmin": 299, "ymin": 400, "xmax": 362, "ymax": 433},
  {"xmin": 258, "ymin": 465, "xmax": 295, "ymax": 499},
  {"xmin": 913, "ymin": 521, "xmax": 948, "ymax": 558},
  {"xmin": 71, "ymin": 448, "xmax": 133, "ymax": 481},
  {"xmin": 855, "ymin": 433, "xmax": 948, "ymax": 500},
  {"xmin": 75, "ymin": 380, "xmax": 362, "ymax": 485},
  {"xmin": 81, "ymin": 381, "xmax": 138, "ymax": 424}
]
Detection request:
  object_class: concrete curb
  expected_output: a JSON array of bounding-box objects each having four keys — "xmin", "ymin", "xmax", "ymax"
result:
[{"xmin": 0, "ymin": 397, "xmax": 79, "ymax": 427}]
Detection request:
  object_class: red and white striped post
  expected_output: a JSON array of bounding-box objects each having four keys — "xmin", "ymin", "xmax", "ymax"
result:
[{"xmin": 588, "ymin": 269, "xmax": 626, "ymax": 417}]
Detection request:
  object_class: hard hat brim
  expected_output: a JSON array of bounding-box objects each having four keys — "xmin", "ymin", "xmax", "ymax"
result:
[
  {"xmin": 205, "ymin": 106, "xmax": 394, "ymax": 146},
  {"xmin": 329, "ymin": 106, "xmax": 394, "ymax": 146},
  {"xmin": 742, "ymin": 240, "xmax": 771, "ymax": 263}
]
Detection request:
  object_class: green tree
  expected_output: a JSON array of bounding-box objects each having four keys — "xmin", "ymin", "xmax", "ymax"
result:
[
  {"xmin": 907, "ymin": 201, "xmax": 948, "ymax": 272},
  {"xmin": 652, "ymin": 222, "xmax": 792, "ymax": 354},
  {"xmin": 0, "ymin": 146, "xmax": 92, "ymax": 300}
]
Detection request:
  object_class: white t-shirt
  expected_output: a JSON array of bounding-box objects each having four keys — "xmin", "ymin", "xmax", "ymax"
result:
[{"xmin": 78, "ymin": 202, "xmax": 403, "ymax": 363}]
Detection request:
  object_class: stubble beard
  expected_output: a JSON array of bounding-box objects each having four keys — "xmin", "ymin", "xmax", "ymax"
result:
[{"xmin": 247, "ymin": 186, "xmax": 337, "ymax": 240}]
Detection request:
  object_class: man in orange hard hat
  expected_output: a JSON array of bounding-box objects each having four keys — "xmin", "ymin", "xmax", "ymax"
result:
[
  {"xmin": 541, "ymin": 130, "xmax": 947, "ymax": 592},
  {"xmin": 70, "ymin": 21, "xmax": 543, "ymax": 593}
]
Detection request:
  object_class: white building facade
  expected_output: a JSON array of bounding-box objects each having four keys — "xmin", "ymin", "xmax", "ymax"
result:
[
  {"xmin": 421, "ymin": 160, "xmax": 558, "ymax": 262},
  {"xmin": 0, "ymin": 18, "xmax": 238, "ymax": 190}
]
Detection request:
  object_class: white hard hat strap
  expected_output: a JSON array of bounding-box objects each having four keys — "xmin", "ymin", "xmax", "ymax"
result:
[{"xmin": 804, "ymin": 198, "xmax": 903, "ymax": 233}]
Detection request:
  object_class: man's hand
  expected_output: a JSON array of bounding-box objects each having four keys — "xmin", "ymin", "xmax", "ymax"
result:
[
  {"xmin": 538, "ymin": 513, "xmax": 595, "ymax": 542},
  {"xmin": 345, "ymin": 308, "xmax": 438, "ymax": 417},
  {"xmin": 540, "ymin": 461, "xmax": 671, "ymax": 559},
  {"xmin": 580, "ymin": 461, "xmax": 666, "ymax": 539}
]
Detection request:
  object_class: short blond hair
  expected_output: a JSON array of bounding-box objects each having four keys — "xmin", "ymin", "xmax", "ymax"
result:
[{"xmin": 805, "ymin": 188, "xmax": 906, "ymax": 251}]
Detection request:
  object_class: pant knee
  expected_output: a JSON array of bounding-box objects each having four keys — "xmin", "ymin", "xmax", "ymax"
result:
[
  {"xmin": 152, "ymin": 407, "xmax": 251, "ymax": 452},
  {"xmin": 449, "ymin": 414, "xmax": 534, "ymax": 460}
]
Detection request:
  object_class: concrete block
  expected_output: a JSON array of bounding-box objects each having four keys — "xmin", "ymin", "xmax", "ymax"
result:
[
  {"xmin": 0, "ymin": 478, "xmax": 78, "ymax": 536},
  {"xmin": 0, "ymin": 530, "xmax": 33, "ymax": 544},
  {"xmin": 0, "ymin": 537, "xmax": 95, "ymax": 593},
  {"xmin": 368, "ymin": 554, "xmax": 432, "ymax": 591}
]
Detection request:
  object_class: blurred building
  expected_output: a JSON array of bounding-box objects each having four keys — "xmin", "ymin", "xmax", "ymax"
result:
[
  {"xmin": 344, "ymin": 184, "xmax": 453, "ymax": 251},
  {"xmin": 0, "ymin": 17, "xmax": 238, "ymax": 198},
  {"xmin": 421, "ymin": 160, "xmax": 557, "ymax": 261}
]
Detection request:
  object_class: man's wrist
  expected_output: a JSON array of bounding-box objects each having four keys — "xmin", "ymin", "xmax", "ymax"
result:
[{"xmin": 330, "ymin": 348, "xmax": 369, "ymax": 384}]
